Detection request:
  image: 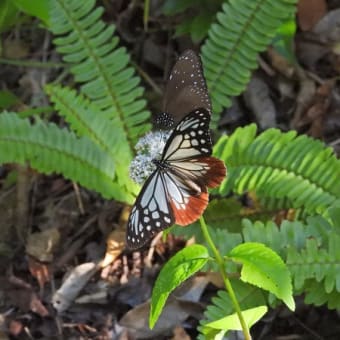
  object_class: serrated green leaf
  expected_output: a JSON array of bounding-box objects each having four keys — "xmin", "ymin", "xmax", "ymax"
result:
[
  {"xmin": 205, "ymin": 306, "xmax": 268, "ymax": 330},
  {"xmin": 229, "ymin": 242, "xmax": 295, "ymax": 310},
  {"xmin": 149, "ymin": 244, "xmax": 209, "ymax": 328}
]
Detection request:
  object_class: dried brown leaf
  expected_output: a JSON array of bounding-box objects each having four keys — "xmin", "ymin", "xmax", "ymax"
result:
[
  {"xmin": 52, "ymin": 262, "xmax": 98, "ymax": 313},
  {"xmin": 119, "ymin": 297, "xmax": 203, "ymax": 338},
  {"xmin": 101, "ymin": 229, "xmax": 125, "ymax": 268},
  {"xmin": 298, "ymin": 0, "xmax": 327, "ymax": 31}
]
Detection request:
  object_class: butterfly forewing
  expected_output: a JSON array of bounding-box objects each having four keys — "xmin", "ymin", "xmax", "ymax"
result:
[
  {"xmin": 156, "ymin": 50, "xmax": 211, "ymax": 129},
  {"xmin": 163, "ymin": 109, "xmax": 212, "ymax": 161}
]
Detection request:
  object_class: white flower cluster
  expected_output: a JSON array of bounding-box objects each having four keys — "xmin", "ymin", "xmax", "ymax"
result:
[{"xmin": 129, "ymin": 130, "xmax": 172, "ymax": 185}]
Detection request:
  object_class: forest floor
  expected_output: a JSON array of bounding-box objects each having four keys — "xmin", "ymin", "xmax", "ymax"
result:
[{"xmin": 1, "ymin": 0, "xmax": 340, "ymax": 339}]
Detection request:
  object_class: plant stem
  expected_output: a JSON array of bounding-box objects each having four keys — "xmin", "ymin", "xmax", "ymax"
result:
[
  {"xmin": 144, "ymin": 0, "xmax": 150, "ymax": 31},
  {"xmin": 199, "ymin": 216, "xmax": 251, "ymax": 340},
  {"xmin": 0, "ymin": 58, "xmax": 65, "ymax": 69}
]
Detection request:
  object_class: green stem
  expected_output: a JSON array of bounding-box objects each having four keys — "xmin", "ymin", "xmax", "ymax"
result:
[
  {"xmin": 144, "ymin": 0, "xmax": 150, "ymax": 31},
  {"xmin": 0, "ymin": 58, "xmax": 66, "ymax": 69},
  {"xmin": 199, "ymin": 216, "xmax": 251, "ymax": 340}
]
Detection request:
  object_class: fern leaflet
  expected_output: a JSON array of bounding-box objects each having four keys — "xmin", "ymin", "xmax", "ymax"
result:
[
  {"xmin": 214, "ymin": 125, "xmax": 340, "ymax": 214},
  {"xmin": 201, "ymin": 0, "xmax": 298, "ymax": 114},
  {"xmin": 0, "ymin": 113, "xmax": 133, "ymax": 202}
]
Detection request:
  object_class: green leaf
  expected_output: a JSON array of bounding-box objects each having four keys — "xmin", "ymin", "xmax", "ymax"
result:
[
  {"xmin": 13, "ymin": 0, "xmax": 49, "ymax": 25},
  {"xmin": 229, "ymin": 242, "xmax": 295, "ymax": 310},
  {"xmin": 205, "ymin": 305, "xmax": 268, "ymax": 330},
  {"xmin": 199, "ymin": 280, "xmax": 267, "ymax": 338},
  {"xmin": 0, "ymin": 0, "xmax": 18, "ymax": 33},
  {"xmin": 0, "ymin": 90, "xmax": 19, "ymax": 110},
  {"xmin": 190, "ymin": 13, "xmax": 215, "ymax": 42},
  {"xmin": 162, "ymin": 0, "xmax": 195, "ymax": 15},
  {"xmin": 149, "ymin": 244, "xmax": 209, "ymax": 328},
  {"xmin": 272, "ymin": 16, "xmax": 297, "ymax": 64}
]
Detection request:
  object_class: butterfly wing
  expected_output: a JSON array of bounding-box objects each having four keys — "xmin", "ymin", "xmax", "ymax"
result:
[
  {"xmin": 156, "ymin": 50, "xmax": 211, "ymax": 129},
  {"xmin": 126, "ymin": 170, "xmax": 175, "ymax": 249},
  {"xmin": 161, "ymin": 108, "xmax": 226, "ymax": 225},
  {"xmin": 127, "ymin": 108, "xmax": 226, "ymax": 249}
]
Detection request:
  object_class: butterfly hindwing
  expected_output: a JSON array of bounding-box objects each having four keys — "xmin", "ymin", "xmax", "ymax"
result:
[
  {"xmin": 126, "ymin": 170, "xmax": 175, "ymax": 249},
  {"xmin": 161, "ymin": 108, "xmax": 226, "ymax": 226}
]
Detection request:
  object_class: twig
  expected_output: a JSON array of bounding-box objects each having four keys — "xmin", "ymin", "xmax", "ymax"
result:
[
  {"xmin": 145, "ymin": 231, "xmax": 163, "ymax": 267},
  {"xmin": 72, "ymin": 182, "xmax": 85, "ymax": 215},
  {"xmin": 131, "ymin": 60, "xmax": 162, "ymax": 95}
]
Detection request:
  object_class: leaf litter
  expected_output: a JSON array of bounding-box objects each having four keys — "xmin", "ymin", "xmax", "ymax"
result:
[{"xmin": 1, "ymin": 1, "xmax": 340, "ymax": 339}]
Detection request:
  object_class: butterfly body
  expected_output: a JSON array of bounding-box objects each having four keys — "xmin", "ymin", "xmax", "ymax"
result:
[{"xmin": 127, "ymin": 108, "xmax": 226, "ymax": 249}]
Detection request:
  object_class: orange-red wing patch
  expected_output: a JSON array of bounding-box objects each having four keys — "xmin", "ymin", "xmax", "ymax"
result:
[
  {"xmin": 171, "ymin": 191, "xmax": 208, "ymax": 226},
  {"xmin": 200, "ymin": 156, "xmax": 227, "ymax": 188}
]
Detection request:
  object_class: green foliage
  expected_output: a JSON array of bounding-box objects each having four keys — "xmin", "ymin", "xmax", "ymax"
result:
[
  {"xmin": 204, "ymin": 306, "xmax": 268, "ymax": 332},
  {"xmin": 46, "ymin": 0, "xmax": 150, "ymax": 200},
  {"xmin": 13, "ymin": 0, "xmax": 49, "ymax": 25},
  {"xmin": 150, "ymin": 240, "xmax": 292, "ymax": 335},
  {"xmin": 0, "ymin": 1, "xmax": 19, "ymax": 33},
  {"xmin": 229, "ymin": 243, "xmax": 294, "ymax": 310},
  {"xmin": 0, "ymin": 112, "xmax": 133, "ymax": 202},
  {"xmin": 232, "ymin": 213, "xmax": 340, "ymax": 308},
  {"xmin": 162, "ymin": 0, "xmax": 223, "ymax": 42},
  {"xmin": 214, "ymin": 124, "xmax": 340, "ymax": 215},
  {"xmin": 201, "ymin": 0, "xmax": 298, "ymax": 114},
  {"xmin": 288, "ymin": 235, "xmax": 340, "ymax": 293},
  {"xmin": 0, "ymin": 90, "xmax": 19, "ymax": 110},
  {"xmin": 169, "ymin": 207, "xmax": 340, "ymax": 336},
  {"xmin": 198, "ymin": 280, "xmax": 267, "ymax": 339},
  {"xmin": 272, "ymin": 17, "xmax": 297, "ymax": 64},
  {"xmin": 1, "ymin": 0, "xmax": 339, "ymax": 335},
  {"xmin": 0, "ymin": 0, "xmax": 151, "ymax": 203},
  {"xmin": 49, "ymin": 0, "xmax": 150, "ymax": 147},
  {"xmin": 45, "ymin": 84, "xmax": 139, "ymax": 195},
  {"xmin": 149, "ymin": 245, "xmax": 209, "ymax": 328},
  {"xmin": 0, "ymin": 0, "xmax": 49, "ymax": 33}
]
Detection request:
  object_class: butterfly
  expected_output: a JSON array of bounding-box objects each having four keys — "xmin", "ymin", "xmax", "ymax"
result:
[
  {"xmin": 155, "ymin": 50, "xmax": 211, "ymax": 130},
  {"xmin": 126, "ymin": 108, "xmax": 226, "ymax": 249}
]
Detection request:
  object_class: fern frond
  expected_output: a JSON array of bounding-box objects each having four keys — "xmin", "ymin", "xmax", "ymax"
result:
[
  {"xmin": 241, "ymin": 217, "xmax": 340, "ymax": 307},
  {"xmin": 49, "ymin": 0, "xmax": 151, "ymax": 153},
  {"xmin": 198, "ymin": 281, "xmax": 266, "ymax": 339},
  {"xmin": 172, "ymin": 196, "xmax": 278, "ymax": 245},
  {"xmin": 287, "ymin": 235, "xmax": 340, "ymax": 293},
  {"xmin": 206, "ymin": 197, "xmax": 278, "ymax": 232},
  {"xmin": 0, "ymin": 112, "xmax": 133, "ymax": 202},
  {"xmin": 45, "ymin": 84, "xmax": 139, "ymax": 195},
  {"xmin": 214, "ymin": 124, "xmax": 340, "ymax": 214},
  {"xmin": 304, "ymin": 281, "xmax": 340, "ymax": 309},
  {"xmin": 201, "ymin": 0, "xmax": 297, "ymax": 113}
]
